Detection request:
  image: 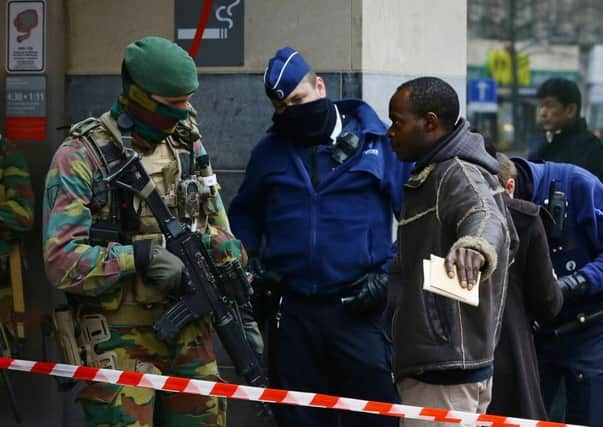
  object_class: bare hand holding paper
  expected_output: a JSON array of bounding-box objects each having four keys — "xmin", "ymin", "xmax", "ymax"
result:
[{"xmin": 423, "ymin": 254, "xmax": 480, "ymax": 306}]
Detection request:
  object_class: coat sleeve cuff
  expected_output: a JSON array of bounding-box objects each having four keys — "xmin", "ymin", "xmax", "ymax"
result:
[
  {"xmin": 117, "ymin": 246, "xmax": 137, "ymax": 275},
  {"xmin": 450, "ymin": 236, "xmax": 498, "ymax": 280}
]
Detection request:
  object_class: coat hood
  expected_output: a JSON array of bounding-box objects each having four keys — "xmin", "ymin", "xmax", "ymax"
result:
[{"xmin": 415, "ymin": 119, "xmax": 499, "ymax": 175}]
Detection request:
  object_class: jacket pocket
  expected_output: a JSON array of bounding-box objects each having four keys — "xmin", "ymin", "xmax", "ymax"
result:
[
  {"xmin": 423, "ymin": 292, "xmax": 450, "ymax": 343},
  {"xmin": 368, "ymin": 227, "xmax": 374, "ymax": 266}
]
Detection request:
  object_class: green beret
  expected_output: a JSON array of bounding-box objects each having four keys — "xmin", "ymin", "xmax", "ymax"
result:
[{"xmin": 124, "ymin": 36, "xmax": 199, "ymax": 97}]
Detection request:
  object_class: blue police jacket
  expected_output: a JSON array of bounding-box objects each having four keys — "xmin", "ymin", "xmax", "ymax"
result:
[
  {"xmin": 513, "ymin": 158, "xmax": 603, "ymax": 315},
  {"xmin": 229, "ymin": 99, "xmax": 412, "ymax": 295}
]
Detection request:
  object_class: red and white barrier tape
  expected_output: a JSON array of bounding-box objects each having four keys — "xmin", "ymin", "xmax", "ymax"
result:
[{"xmin": 0, "ymin": 357, "xmax": 585, "ymax": 427}]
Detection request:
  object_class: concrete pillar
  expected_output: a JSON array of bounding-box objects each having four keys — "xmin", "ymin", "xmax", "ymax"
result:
[{"xmin": 359, "ymin": 0, "xmax": 467, "ymax": 120}]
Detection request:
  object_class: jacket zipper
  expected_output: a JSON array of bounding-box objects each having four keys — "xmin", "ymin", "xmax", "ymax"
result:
[{"xmin": 310, "ymin": 193, "xmax": 318, "ymax": 293}]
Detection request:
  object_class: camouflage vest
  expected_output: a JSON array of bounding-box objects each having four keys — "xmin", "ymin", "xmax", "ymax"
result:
[{"xmin": 69, "ymin": 111, "xmax": 217, "ymax": 309}]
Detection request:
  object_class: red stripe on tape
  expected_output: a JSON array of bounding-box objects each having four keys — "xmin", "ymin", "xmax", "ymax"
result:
[
  {"xmin": 259, "ymin": 388, "xmax": 288, "ymax": 403},
  {"xmin": 31, "ymin": 361, "xmax": 56, "ymax": 375},
  {"xmin": 74, "ymin": 366, "xmax": 101, "ymax": 381},
  {"xmin": 364, "ymin": 401, "xmax": 395, "ymax": 415},
  {"xmin": 0, "ymin": 357, "xmax": 588, "ymax": 427},
  {"xmin": 163, "ymin": 376, "xmax": 191, "ymax": 393},
  {"xmin": 118, "ymin": 370, "xmax": 144, "ymax": 386},
  {"xmin": 211, "ymin": 381, "xmax": 238, "ymax": 397},
  {"xmin": 537, "ymin": 422, "xmax": 571, "ymax": 427},
  {"xmin": 478, "ymin": 414, "xmax": 520, "ymax": 426},
  {"xmin": 310, "ymin": 393, "xmax": 339, "ymax": 408},
  {"xmin": 420, "ymin": 407, "xmax": 462, "ymax": 424}
]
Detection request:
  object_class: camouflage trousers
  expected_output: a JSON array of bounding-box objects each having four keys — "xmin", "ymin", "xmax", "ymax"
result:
[{"xmin": 77, "ymin": 317, "xmax": 226, "ymax": 427}]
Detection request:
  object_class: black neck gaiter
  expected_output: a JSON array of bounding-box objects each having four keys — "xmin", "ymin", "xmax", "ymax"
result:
[{"xmin": 272, "ymin": 98, "xmax": 337, "ymax": 146}]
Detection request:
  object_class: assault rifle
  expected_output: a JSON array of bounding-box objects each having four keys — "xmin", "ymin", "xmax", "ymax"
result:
[{"xmin": 105, "ymin": 150, "xmax": 268, "ymax": 390}]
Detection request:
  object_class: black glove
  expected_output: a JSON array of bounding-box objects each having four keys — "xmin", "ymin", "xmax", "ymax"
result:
[
  {"xmin": 246, "ymin": 253, "xmax": 282, "ymax": 331},
  {"xmin": 247, "ymin": 254, "xmax": 282, "ymax": 291},
  {"xmin": 134, "ymin": 240, "xmax": 185, "ymax": 292},
  {"xmin": 247, "ymin": 256, "xmax": 264, "ymax": 280},
  {"xmin": 342, "ymin": 273, "xmax": 388, "ymax": 316},
  {"xmin": 239, "ymin": 302, "xmax": 264, "ymax": 359},
  {"xmin": 558, "ymin": 272, "xmax": 590, "ymax": 301}
]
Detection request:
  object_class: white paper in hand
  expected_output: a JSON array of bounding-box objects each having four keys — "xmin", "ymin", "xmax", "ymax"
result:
[{"xmin": 422, "ymin": 254, "xmax": 480, "ymax": 306}]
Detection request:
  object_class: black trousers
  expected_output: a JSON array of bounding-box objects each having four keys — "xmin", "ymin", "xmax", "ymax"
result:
[
  {"xmin": 267, "ymin": 293, "xmax": 400, "ymax": 427},
  {"xmin": 537, "ymin": 319, "xmax": 603, "ymax": 427}
]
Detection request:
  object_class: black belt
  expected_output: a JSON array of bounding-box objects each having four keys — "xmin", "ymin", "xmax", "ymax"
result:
[{"xmin": 282, "ymin": 287, "xmax": 357, "ymax": 304}]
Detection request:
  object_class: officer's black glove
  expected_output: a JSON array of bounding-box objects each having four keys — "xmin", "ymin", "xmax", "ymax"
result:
[
  {"xmin": 246, "ymin": 254, "xmax": 263, "ymax": 278},
  {"xmin": 558, "ymin": 272, "xmax": 590, "ymax": 301},
  {"xmin": 342, "ymin": 273, "xmax": 388, "ymax": 316},
  {"xmin": 246, "ymin": 252, "xmax": 282, "ymax": 331},
  {"xmin": 247, "ymin": 253, "xmax": 282, "ymax": 291},
  {"xmin": 239, "ymin": 302, "xmax": 264, "ymax": 359}
]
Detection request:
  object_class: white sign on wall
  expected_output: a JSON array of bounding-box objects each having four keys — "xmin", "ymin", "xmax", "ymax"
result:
[{"xmin": 6, "ymin": 1, "xmax": 45, "ymax": 72}]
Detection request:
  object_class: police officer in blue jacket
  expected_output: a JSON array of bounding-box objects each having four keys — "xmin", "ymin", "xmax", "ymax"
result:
[
  {"xmin": 229, "ymin": 47, "xmax": 412, "ymax": 427},
  {"xmin": 511, "ymin": 157, "xmax": 603, "ymax": 426}
]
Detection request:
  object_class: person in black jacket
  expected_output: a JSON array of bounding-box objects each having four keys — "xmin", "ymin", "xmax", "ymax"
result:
[
  {"xmin": 388, "ymin": 77, "xmax": 514, "ymax": 426},
  {"xmin": 528, "ymin": 77, "xmax": 603, "ymax": 181},
  {"xmin": 488, "ymin": 153, "xmax": 563, "ymax": 419}
]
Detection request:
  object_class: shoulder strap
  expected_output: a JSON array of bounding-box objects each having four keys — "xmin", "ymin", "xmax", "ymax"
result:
[
  {"xmin": 81, "ymin": 113, "xmax": 129, "ymax": 177},
  {"xmin": 70, "ymin": 115, "xmax": 130, "ymax": 219},
  {"xmin": 69, "ymin": 117, "xmax": 103, "ymax": 138},
  {"xmin": 98, "ymin": 112, "xmax": 127, "ymax": 151}
]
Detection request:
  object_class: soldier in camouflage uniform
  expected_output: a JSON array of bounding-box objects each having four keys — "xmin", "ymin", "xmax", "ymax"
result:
[
  {"xmin": 0, "ymin": 132, "xmax": 34, "ymax": 355},
  {"xmin": 42, "ymin": 36, "xmax": 247, "ymax": 427}
]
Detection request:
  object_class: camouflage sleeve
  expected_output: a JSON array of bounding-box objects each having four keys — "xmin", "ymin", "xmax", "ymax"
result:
[
  {"xmin": 43, "ymin": 138, "xmax": 136, "ymax": 295},
  {"xmin": 193, "ymin": 138, "xmax": 231, "ymax": 232},
  {"xmin": 0, "ymin": 136, "xmax": 34, "ymax": 238}
]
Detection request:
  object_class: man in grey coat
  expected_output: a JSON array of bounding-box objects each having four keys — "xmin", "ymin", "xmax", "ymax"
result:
[{"xmin": 387, "ymin": 77, "xmax": 514, "ymax": 425}]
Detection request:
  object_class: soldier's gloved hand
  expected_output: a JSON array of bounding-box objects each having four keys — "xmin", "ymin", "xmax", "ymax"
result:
[
  {"xmin": 239, "ymin": 302, "xmax": 264, "ymax": 359},
  {"xmin": 558, "ymin": 272, "xmax": 590, "ymax": 301},
  {"xmin": 134, "ymin": 240, "xmax": 185, "ymax": 292},
  {"xmin": 342, "ymin": 273, "xmax": 388, "ymax": 316}
]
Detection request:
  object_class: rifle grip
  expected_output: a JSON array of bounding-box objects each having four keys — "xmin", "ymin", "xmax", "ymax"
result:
[{"xmin": 153, "ymin": 299, "xmax": 199, "ymax": 341}]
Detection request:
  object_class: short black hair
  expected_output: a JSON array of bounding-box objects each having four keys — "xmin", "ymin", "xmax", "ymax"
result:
[
  {"xmin": 397, "ymin": 77, "xmax": 460, "ymax": 130},
  {"xmin": 537, "ymin": 77, "xmax": 582, "ymax": 116}
]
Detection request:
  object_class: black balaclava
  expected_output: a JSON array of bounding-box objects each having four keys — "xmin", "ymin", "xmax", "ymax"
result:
[{"xmin": 272, "ymin": 98, "xmax": 337, "ymax": 146}]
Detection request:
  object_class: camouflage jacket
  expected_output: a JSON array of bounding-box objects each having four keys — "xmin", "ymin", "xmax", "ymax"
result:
[
  {"xmin": 42, "ymin": 112, "xmax": 235, "ymax": 303},
  {"xmin": 0, "ymin": 135, "xmax": 34, "ymax": 256}
]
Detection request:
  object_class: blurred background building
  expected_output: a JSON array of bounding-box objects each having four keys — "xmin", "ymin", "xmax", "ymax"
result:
[
  {"xmin": 467, "ymin": 0, "xmax": 603, "ymax": 154},
  {"xmin": 2, "ymin": 1, "xmax": 602, "ymax": 425}
]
